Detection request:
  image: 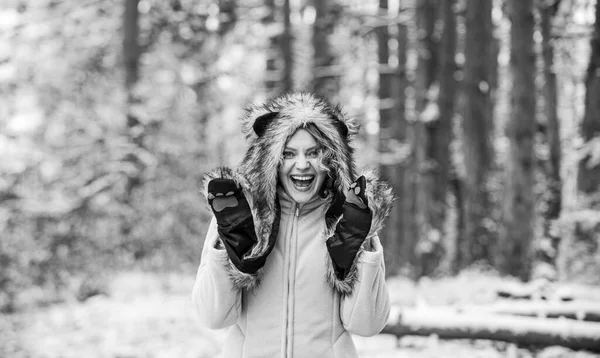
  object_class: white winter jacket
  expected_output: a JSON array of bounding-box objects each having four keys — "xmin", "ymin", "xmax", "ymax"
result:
[
  {"xmin": 192, "ymin": 189, "xmax": 390, "ymax": 358},
  {"xmin": 192, "ymin": 92, "xmax": 394, "ymax": 357}
]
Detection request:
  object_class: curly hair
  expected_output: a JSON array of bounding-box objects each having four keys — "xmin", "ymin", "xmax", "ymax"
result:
[{"xmin": 278, "ymin": 123, "xmax": 339, "ymax": 196}]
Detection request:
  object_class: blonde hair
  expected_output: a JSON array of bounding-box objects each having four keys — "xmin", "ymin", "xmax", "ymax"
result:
[{"xmin": 279, "ymin": 123, "xmax": 338, "ymax": 194}]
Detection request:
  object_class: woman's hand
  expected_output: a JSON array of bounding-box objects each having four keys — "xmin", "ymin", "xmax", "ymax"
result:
[
  {"xmin": 208, "ymin": 178, "xmax": 266, "ymax": 274},
  {"xmin": 325, "ymin": 176, "xmax": 373, "ymax": 279}
]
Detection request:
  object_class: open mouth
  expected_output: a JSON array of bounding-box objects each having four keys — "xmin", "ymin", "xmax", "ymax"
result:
[{"xmin": 290, "ymin": 174, "xmax": 315, "ymax": 189}]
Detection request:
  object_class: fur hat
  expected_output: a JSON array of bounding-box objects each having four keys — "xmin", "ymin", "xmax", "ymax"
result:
[{"xmin": 202, "ymin": 92, "xmax": 393, "ymax": 295}]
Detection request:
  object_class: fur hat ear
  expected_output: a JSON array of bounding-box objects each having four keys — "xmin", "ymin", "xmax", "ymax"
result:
[
  {"xmin": 253, "ymin": 112, "xmax": 279, "ymax": 137},
  {"xmin": 333, "ymin": 119, "xmax": 349, "ymax": 138}
]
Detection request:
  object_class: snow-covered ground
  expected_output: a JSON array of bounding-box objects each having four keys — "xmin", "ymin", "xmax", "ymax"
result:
[{"xmin": 2, "ymin": 271, "xmax": 598, "ymax": 358}]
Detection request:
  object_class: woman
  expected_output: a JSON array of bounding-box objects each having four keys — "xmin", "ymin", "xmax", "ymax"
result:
[{"xmin": 192, "ymin": 92, "xmax": 394, "ymax": 358}]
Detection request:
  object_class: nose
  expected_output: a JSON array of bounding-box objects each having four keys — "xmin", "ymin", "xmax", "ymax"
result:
[{"xmin": 295, "ymin": 155, "xmax": 310, "ymax": 170}]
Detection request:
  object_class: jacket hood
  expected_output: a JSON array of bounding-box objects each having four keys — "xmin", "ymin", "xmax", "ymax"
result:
[
  {"xmin": 239, "ymin": 92, "xmax": 360, "ymax": 249},
  {"xmin": 201, "ymin": 92, "xmax": 394, "ymax": 295}
]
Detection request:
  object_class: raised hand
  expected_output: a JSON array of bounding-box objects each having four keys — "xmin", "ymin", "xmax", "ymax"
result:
[
  {"xmin": 325, "ymin": 176, "xmax": 372, "ymax": 280},
  {"xmin": 208, "ymin": 178, "xmax": 261, "ymax": 273}
]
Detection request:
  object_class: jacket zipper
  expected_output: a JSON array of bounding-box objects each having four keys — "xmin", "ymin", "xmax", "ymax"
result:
[{"xmin": 282, "ymin": 204, "xmax": 299, "ymax": 358}]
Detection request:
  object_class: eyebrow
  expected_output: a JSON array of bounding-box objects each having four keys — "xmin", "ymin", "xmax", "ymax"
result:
[{"xmin": 284, "ymin": 145, "xmax": 320, "ymax": 152}]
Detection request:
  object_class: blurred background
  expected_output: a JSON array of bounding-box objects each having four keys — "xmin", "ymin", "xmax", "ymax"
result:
[{"xmin": 1, "ymin": 0, "xmax": 600, "ymax": 357}]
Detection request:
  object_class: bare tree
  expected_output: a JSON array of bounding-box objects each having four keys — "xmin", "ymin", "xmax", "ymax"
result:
[
  {"xmin": 312, "ymin": 0, "xmax": 339, "ymax": 98},
  {"xmin": 265, "ymin": 0, "xmax": 293, "ymax": 94},
  {"xmin": 576, "ymin": 0, "xmax": 600, "ymax": 207},
  {"xmin": 124, "ymin": 0, "xmax": 140, "ymax": 101},
  {"xmin": 458, "ymin": 0, "xmax": 495, "ymax": 269},
  {"xmin": 265, "ymin": 0, "xmax": 278, "ymax": 93},
  {"xmin": 499, "ymin": 0, "xmax": 537, "ymax": 280},
  {"xmin": 378, "ymin": 0, "xmax": 409, "ymax": 276},
  {"xmin": 281, "ymin": 0, "xmax": 293, "ymax": 92},
  {"xmin": 429, "ymin": 0, "xmax": 457, "ymax": 275},
  {"xmin": 123, "ymin": 0, "xmax": 143, "ymax": 203},
  {"xmin": 539, "ymin": 0, "xmax": 562, "ymax": 264},
  {"xmin": 218, "ymin": 0, "xmax": 237, "ymax": 35},
  {"xmin": 413, "ymin": 0, "xmax": 439, "ymax": 277}
]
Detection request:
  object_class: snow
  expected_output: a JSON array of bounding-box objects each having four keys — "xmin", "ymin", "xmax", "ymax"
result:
[{"xmin": 3, "ymin": 270, "xmax": 599, "ymax": 358}]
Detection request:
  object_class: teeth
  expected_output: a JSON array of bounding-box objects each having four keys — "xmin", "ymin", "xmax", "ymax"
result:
[{"xmin": 291, "ymin": 175, "xmax": 314, "ymax": 181}]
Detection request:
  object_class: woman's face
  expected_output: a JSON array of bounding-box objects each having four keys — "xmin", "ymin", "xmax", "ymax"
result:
[{"xmin": 279, "ymin": 129, "xmax": 327, "ymax": 204}]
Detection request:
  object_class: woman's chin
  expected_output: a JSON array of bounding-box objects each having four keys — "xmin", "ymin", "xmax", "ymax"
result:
[{"xmin": 288, "ymin": 188, "xmax": 318, "ymax": 204}]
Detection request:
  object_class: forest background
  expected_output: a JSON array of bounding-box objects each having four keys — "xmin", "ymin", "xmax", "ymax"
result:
[{"xmin": 1, "ymin": 0, "xmax": 600, "ymax": 356}]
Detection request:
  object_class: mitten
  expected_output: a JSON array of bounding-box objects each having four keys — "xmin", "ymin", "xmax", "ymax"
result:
[
  {"xmin": 208, "ymin": 178, "xmax": 272, "ymax": 274},
  {"xmin": 325, "ymin": 176, "xmax": 373, "ymax": 279}
]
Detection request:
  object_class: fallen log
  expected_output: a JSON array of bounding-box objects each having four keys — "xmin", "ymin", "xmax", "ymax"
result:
[
  {"xmin": 381, "ymin": 308, "xmax": 600, "ymax": 353},
  {"xmin": 461, "ymin": 301, "xmax": 600, "ymax": 322},
  {"xmin": 496, "ymin": 287, "xmax": 571, "ymax": 301},
  {"xmin": 496, "ymin": 281, "xmax": 600, "ymax": 302},
  {"xmin": 496, "ymin": 280, "xmax": 564, "ymax": 301}
]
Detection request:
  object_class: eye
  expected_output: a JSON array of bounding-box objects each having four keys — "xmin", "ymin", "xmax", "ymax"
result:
[
  {"xmin": 283, "ymin": 150, "xmax": 295, "ymax": 159},
  {"xmin": 306, "ymin": 149, "xmax": 319, "ymax": 158}
]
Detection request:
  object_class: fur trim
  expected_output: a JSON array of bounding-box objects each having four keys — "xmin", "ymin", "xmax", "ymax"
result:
[
  {"xmin": 201, "ymin": 167, "xmax": 266, "ymax": 291},
  {"xmin": 201, "ymin": 167, "xmax": 270, "ymax": 257},
  {"xmin": 323, "ymin": 170, "xmax": 395, "ymax": 296},
  {"xmin": 238, "ymin": 92, "xmax": 359, "ymax": 238},
  {"xmin": 210, "ymin": 235, "xmax": 262, "ymax": 292},
  {"xmin": 362, "ymin": 170, "xmax": 395, "ymax": 237},
  {"xmin": 325, "ymin": 248, "xmax": 361, "ymax": 297},
  {"xmin": 202, "ymin": 92, "xmax": 394, "ymax": 294},
  {"xmin": 224, "ymin": 259, "xmax": 263, "ymax": 293}
]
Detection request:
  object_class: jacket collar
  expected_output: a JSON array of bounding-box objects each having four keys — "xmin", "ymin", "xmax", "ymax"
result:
[{"xmin": 277, "ymin": 186, "xmax": 330, "ymax": 217}]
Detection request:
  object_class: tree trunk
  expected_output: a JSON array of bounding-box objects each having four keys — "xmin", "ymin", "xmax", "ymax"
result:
[
  {"xmin": 382, "ymin": 309, "xmax": 600, "ymax": 353},
  {"xmin": 495, "ymin": 280, "xmax": 600, "ymax": 301},
  {"xmin": 420, "ymin": 0, "xmax": 456, "ymax": 277},
  {"xmin": 312, "ymin": 0, "xmax": 338, "ymax": 99},
  {"xmin": 461, "ymin": 301, "xmax": 600, "ymax": 322},
  {"xmin": 265, "ymin": 0, "xmax": 278, "ymax": 93},
  {"xmin": 218, "ymin": 0, "xmax": 237, "ymax": 36},
  {"xmin": 413, "ymin": 0, "xmax": 439, "ymax": 278},
  {"xmin": 265, "ymin": 0, "xmax": 293, "ymax": 95},
  {"xmin": 378, "ymin": 0, "xmax": 408, "ymax": 277},
  {"xmin": 499, "ymin": 0, "xmax": 536, "ymax": 281},
  {"xmin": 124, "ymin": 0, "xmax": 140, "ymax": 129},
  {"xmin": 540, "ymin": 0, "xmax": 562, "ymax": 266},
  {"xmin": 281, "ymin": 0, "xmax": 292, "ymax": 92},
  {"xmin": 459, "ymin": 0, "xmax": 494, "ymax": 270},
  {"xmin": 541, "ymin": 1, "xmax": 562, "ymax": 222},
  {"xmin": 577, "ymin": 0, "xmax": 600, "ymax": 204},
  {"xmin": 123, "ymin": 0, "xmax": 143, "ymax": 203}
]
